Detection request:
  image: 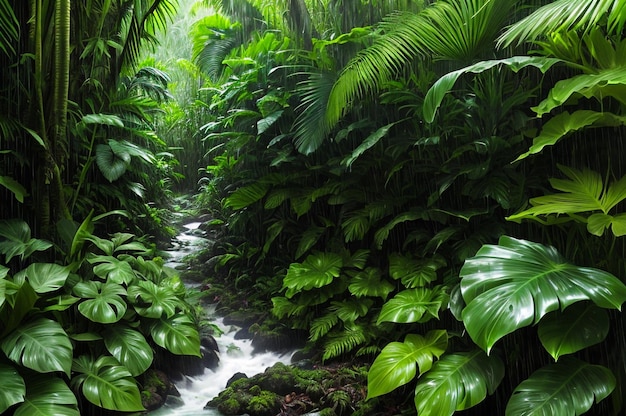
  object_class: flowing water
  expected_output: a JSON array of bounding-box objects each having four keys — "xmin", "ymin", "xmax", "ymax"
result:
[{"xmin": 150, "ymin": 222, "xmax": 295, "ymax": 415}]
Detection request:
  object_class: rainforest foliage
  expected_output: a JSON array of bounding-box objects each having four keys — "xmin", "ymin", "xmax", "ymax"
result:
[{"xmin": 2, "ymin": 0, "xmax": 626, "ymax": 415}]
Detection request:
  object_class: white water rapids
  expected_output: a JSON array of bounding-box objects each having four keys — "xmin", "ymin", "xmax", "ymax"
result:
[{"xmin": 150, "ymin": 221, "xmax": 295, "ymax": 415}]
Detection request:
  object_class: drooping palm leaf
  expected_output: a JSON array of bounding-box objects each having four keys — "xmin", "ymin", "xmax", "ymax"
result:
[
  {"xmin": 505, "ymin": 358, "xmax": 615, "ymax": 415},
  {"xmin": 515, "ymin": 111, "xmax": 626, "ymax": 161},
  {"xmin": 71, "ymin": 355, "xmax": 144, "ymax": 412},
  {"xmin": 367, "ymin": 330, "xmax": 448, "ymax": 399},
  {"xmin": 460, "ymin": 236, "xmax": 626, "ymax": 353},
  {"xmin": 325, "ymin": 0, "xmax": 516, "ymax": 130},
  {"xmin": 423, "ymin": 56, "xmax": 561, "ymax": 123},
  {"xmin": 292, "ymin": 70, "xmax": 336, "ymax": 154},
  {"xmin": 0, "ymin": 0, "xmax": 18, "ymax": 56},
  {"xmin": 413, "ymin": 350, "xmax": 504, "ymax": 416},
  {"xmin": 499, "ymin": 0, "xmax": 626, "ymax": 48}
]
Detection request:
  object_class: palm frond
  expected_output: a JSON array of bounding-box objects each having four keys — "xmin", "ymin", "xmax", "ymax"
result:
[
  {"xmin": 292, "ymin": 70, "xmax": 336, "ymax": 154},
  {"xmin": 325, "ymin": 0, "xmax": 516, "ymax": 130},
  {"xmin": 499, "ymin": 0, "xmax": 626, "ymax": 48},
  {"xmin": 0, "ymin": 0, "xmax": 18, "ymax": 56},
  {"xmin": 191, "ymin": 14, "xmax": 241, "ymax": 81}
]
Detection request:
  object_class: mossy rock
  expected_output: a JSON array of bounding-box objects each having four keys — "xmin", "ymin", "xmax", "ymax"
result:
[{"xmin": 139, "ymin": 370, "xmax": 179, "ymax": 411}]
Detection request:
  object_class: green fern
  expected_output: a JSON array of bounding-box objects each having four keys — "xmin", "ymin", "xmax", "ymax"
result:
[
  {"xmin": 271, "ymin": 296, "xmax": 308, "ymax": 318},
  {"xmin": 322, "ymin": 324, "xmax": 367, "ymax": 361},
  {"xmin": 330, "ymin": 298, "xmax": 374, "ymax": 322},
  {"xmin": 310, "ymin": 313, "xmax": 339, "ymax": 342}
]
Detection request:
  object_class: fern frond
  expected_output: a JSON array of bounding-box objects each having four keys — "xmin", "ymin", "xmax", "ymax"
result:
[
  {"xmin": 322, "ymin": 325, "xmax": 367, "ymax": 361},
  {"xmin": 310, "ymin": 313, "xmax": 339, "ymax": 342}
]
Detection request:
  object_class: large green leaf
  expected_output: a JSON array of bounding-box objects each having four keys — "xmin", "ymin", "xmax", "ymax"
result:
[
  {"xmin": 71, "ymin": 355, "xmax": 144, "ymax": 412},
  {"xmin": 413, "ymin": 350, "xmax": 504, "ymax": 416},
  {"xmin": 283, "ymin": 251, "xmax": 343, "ymax": 298},
  {"xmin": 377, "ymin": 286, "xmax": 448, "ymax": 324},
  {"xmin": 96, "ymin": 143, "xmax": 129, "ymax": 182},
  {"xmin": 150, "ymin": 313, "xmax": 201, "ymax": 356},
  {"xmin": 341, "ymin": 121, "xmax": 400, "ymax": 167},
  {"xmin": 90, "ymin": 256, "xmax": 137, "ymax": 284},
  {"xmin": 1, "ymin": 318, "xmax": 73, "ymax": 376},
  {"xmin": 532, "ymin": 66, "xmax": 626, "ymax": 117},
  {"xmin": 14, "ymin": 374, "xmax": 78, "ymax": 416},
  {"xmin": 0, "ymin": 175, "xmax": 28, "ymax": 203},
  {"xmin": 367, "ymin": 330, "xmax": 448, "ymax": 399},
  {"xmin": 460, "ymin": 236, "xmax": 626, "ymax": 353},
  {"xmin": 507, "ymin": 165, "xmax": 626, "ymax": 236},
  {"xmin": 224, "ymin": 181, "xmax": 269, "ymax": 209},
  {"xmin": 0, "ymin": 220, "xmax": 53, "ymax": 263},
  {"xmin": 0, "ymin": 362, "xmax": 25, "ymax": 413},
  {"xmin": 505, "ymin": 358, "xmax": 615, "ymax": 416},
  {"xmin": 388, "ymin": 253, "xmax": 443, "ymax": 288},
  {"xmin": 0, "ymin": 281, "xmax": 38, "ymax": 337},
  {"xmin": 423, "ymin": 56, "xmax": 561, "ymax": 123},
  {"xmin": 127, "ymin": 280, "xmax": 184, "ymax": 318},
  {"xmin": 14, "ymin": 263, "xmax": 70, "ymax": 294},
  {"xmin": 74, "ymin": 281, "xmax": 127, "ymax": 324},
  {"xmin": 103, "ymin": 326, "xmax": 153, "ymax": 376},
  {"xmin": 347, "ymin": 267, "xmax": 394, "ymax": 299},
  {"xmin": 515, "ymin": 111, "xmax": 626, "ymax": 161},
  {"xmin": 538, "ymin": 302, "xmax": 609, "ymax": 361}
]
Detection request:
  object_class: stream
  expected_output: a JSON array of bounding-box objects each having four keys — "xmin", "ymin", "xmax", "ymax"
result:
[{"xmin": 150, "ymin": 221, "xmax": 295, "ymax": 415}]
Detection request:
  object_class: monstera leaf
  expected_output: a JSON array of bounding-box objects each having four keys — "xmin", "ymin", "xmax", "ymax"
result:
[
  {"xmin": 1, "ymin": 318, "xmax": 73, "ymax": 376},
  {"xmin": 460, "ymin": 236, "xmax": 626, "ymax": 353},
  {"xmin": 413, "ymin": 350, "xmax": 504, "ymax": 416},
  {"xmin": 505, "ymin": 358, "xmax": 615, "ymax": 415},
  {"xmin": 71, "ymin": 355, "xmax": 144, "ymax": 412},
  {"xmin": 367, "ymin": 330, "xmax": 448, "ymax": 398},
  {"xmin": 127, "ymin": 280, "xmax": 184, "ymax": 318},
  {"xmin": 13, "ymin": 374, "xmax": 78, "ymax": 416},
  {"xmin": 377, "ymin": 286, "xmax": 448, "ymax": 324},
  {"xmin": 103, "ymin": 326, "xmax": 153, "ymax": 376},
  {"xmin": 149, "ymin": 313, "xmax": 201, "ymax": 356},
  {"xmin": 13, "ymin": 263, "xmax": 70, "ymax": 293},
  {"xmin": 73, "ymin": 281, "xmax": 127, "ymax": 324},
  {"xmin": 0, "ymin": 362, "xmax": 25, "ymax": 413},
  {"xmin": 538, "ymin": 302, "xmax": 609, "ymax": 360},
  {"xmin": 283, "ymin": 251, "xmax": 343, "ymax": 298}
]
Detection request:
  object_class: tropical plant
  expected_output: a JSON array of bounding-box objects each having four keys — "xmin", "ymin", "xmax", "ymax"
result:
[{"xmin": 0, "ymin": 216, "xmax": 202, "ymax": 413}]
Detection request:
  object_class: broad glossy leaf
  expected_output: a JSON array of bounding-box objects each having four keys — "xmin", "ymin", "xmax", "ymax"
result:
[
  {"xmin": 348, "ymin": 268, "xmax": 394, "ymax": 299},
  {"xmin": 0, "ymin": 220, "xmax": 52, "ymax": 263},
  {"xmin": 341, "ymin": 121, "xmax": 399, "ymax": 167},
  {"xmin": 224, "ymin": 181, "xmax": 269, "ymax": 209},
  {"xmin": 14, "ymin": 263, "xmax": 70, "ymax": 293},
  {"xmin": 423, "ymin": 56, "xmax": 561, "ymax": 123},
  {"xmin": 0, "ymin": 281, "xmax": 38, "ymax": 336},
  {"xmin": 538, "ymin": 302, "xmax": 609, "ymax": 360},
  {"xmin": 103, "ymin": 326, "xmax": 153, "ymax": 376},
  {"xmin": 14, "ymin": 374, "xmax": 78, "ymax": 416},
  {"xmin": 388, "ymin": 253, "xmax": 443, "ymax": 288},
  {"xmin": 71, "ymin": 355, "xmax": 144, "ymax": 412},
  {"xmin": 414, "ymin": 350, "xmax": 504, "ymax": 416},
  {"xmin": 532, "ymin": 67, "xmax": 626, "ymax": 117},
  {"xmin": 377, "ymin": 286, "xmax": 448, "ymax": 324},
  {"xmin": 283, "ymin": 252, "xmax": 343, "ymax": 298},
  {"xmin": 515, "ymin": 111, "xmax": 625, "ymax": 160},
  {"xmin": 96, "ymin": 143, "xmax": 129, "ymax": 182},
  {"xmin": 330, "ymin": 298, "xmax": 373, "ymax": 322},
  {"xmin": 91, "ymin": 256, "xmax": 137, "ymax": 284},
  {"xmin": 506, "ymin": 358, "xmax": 615, "ymax": 416},
  {"xmin": 150, "ymin": 313, "xmax": 201, "ymax": 356},
  {"xmin": 127, "ymin": 280, "xmax": 184, "ymax": 318},
  {"xmin": 367, "ymin": 330, "xmax": 448, "ymax": 399},
  {"xmin": 74, "ymin": 281, "xmax": 127, "ymax": 324},
  {"xmin": 0, "ymin": 362, "xmax": 25, "ymax": 413},
  {"xmin": 40, "ymin": 294, "xmax": 80, "ymax": 312},
  {"xmin": 461, "ymin": 236, "xmax": 626, "ymax": 353},
  {"xmin": 257, "ymin": 109, "xmax": 283, "ymax": 134},
  {"xmin": 1, "ymin": 318, "xmax": 73, "ymax": 376},
  {"xmin": 0, "ymin": 175, "xmax": 28, "ymax": 203}
]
